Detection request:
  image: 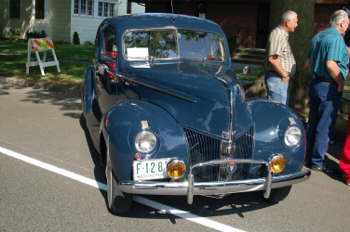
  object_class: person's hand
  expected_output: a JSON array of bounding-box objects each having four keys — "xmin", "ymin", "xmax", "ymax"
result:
[{"xmin": 336, "ymin": 74, "xmax": 345, "ymax": 92}]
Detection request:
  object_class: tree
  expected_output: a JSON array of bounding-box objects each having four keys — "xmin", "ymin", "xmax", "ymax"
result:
[{"xmin": 270, "ymin": 0, "xmax": 315, "ymax": 120}]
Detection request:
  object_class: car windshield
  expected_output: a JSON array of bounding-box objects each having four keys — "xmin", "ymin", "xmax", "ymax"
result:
[{"xmin": 123, "ymin": 28, "xmax": 225, "ymax": 62}]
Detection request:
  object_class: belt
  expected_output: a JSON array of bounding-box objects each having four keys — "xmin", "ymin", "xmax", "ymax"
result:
[
  {"xmin": 266, "ymin": 71, "xmax": 292, "ymax": 77},
  {"xmin": 313, "ymin": 75, "xmax": 334, "ymax": 83}
]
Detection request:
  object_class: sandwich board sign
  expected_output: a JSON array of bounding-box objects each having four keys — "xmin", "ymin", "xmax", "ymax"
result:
[{"xmin": 26, "ymin": 38, "xmax": 61, "ymax": 76}]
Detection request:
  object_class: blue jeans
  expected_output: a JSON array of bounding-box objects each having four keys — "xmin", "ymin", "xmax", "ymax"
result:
[
  {"xmin": 306, "ymin": 80, "xmax": 340, "ymax": 168},
  {"xmin": 265, "ymin": 72, "xmax": 289, "ymax": 105}
]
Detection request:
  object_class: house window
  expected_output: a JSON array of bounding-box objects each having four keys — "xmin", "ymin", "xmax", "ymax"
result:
[
  {"xmin": 10, "ymin": 0, "xmax": 21, "ymax": 19},
  {"xmin": 35, "ymin": 0, "xmax": 45, "ymax": 19},
  {"xmin": 74, "ymin": 0, "xmax": 94, "ymax": 16},
  {"xmin": 81, "ymin": 0, "xmax": 86, "ymax": 15},
  {"xmin": 98, "ymin": 1, "xmax": 114, "ymax": 17}
]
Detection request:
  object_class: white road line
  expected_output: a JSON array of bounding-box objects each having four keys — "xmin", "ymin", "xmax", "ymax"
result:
[{"xmin": 0, "ymin": 145, "xmax": 247, "ymax": 232}]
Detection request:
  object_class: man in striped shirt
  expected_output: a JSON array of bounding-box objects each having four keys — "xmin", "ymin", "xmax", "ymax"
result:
[
  {"xmin": 307, "ymin": 10, "xmax": 349, "ymax": 171},
  {"xmin": 265, "ymin": 10, "xmax": 298, "ymax": 105}
]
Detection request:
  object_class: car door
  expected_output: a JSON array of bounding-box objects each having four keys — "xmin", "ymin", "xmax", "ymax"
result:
[{"xmin": 95, "ymin": 24, "xmax": 119, "ymax": 115}]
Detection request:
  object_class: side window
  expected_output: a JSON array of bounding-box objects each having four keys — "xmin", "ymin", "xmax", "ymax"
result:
[{"xmin": 102, "ymin": 25, "xmax": 117, "ymax": 59}]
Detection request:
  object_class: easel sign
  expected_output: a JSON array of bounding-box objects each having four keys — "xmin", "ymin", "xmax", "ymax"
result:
[{"xmin": 26, "ymin": 38, "xmax": 61, "ymax": 76}]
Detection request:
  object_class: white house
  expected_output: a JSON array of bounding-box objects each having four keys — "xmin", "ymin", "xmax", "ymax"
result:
[{"xmin": 0, "ymin": 0, "xmax": 145, "ymax": 43}]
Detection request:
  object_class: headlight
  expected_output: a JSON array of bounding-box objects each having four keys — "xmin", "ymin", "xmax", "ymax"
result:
[
  {"xmin": 135, "ymin": 131, "xmax": 157, "ymax": 153},
  {"xmin": 284, "ymin": 126, "xmax": 302, "ymax": 147}
]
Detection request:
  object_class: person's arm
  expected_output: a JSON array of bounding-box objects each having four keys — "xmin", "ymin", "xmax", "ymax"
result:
[
  {"xmin": 326, "ymin": 60, "xmax": 345, "ymax": 92},
  {"xmin": 267, "ymin": 55, "xmax": 290, "ymax": 83}
]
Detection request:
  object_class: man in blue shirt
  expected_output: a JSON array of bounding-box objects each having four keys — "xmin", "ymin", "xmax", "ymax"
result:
[{"xmin": 307, "ymin": 10, "xmax": 349, "ymax": 171}]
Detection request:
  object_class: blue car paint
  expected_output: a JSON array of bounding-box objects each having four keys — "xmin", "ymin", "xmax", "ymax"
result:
[
  {"xmin": 83, "ymin": 67, "xmax": 94, "ymax": 114},
  {"xmin": 248, "ymin": 100, "xmax": 306, "ymax": 174},
  {"xmin": 82, "ymin": 13, "xmax": 306, "ymax": 183},
  {"xmin": 122, "ymin": 61, "xmax": 232, "ymax": 137},
  {"xmin": 105, "ymin": 100, "xmax": 188, "ymax": 181}
]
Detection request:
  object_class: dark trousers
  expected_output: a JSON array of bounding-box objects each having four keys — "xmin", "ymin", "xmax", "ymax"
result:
[{"xmin": 306, "ymin": 80, "xmax": 342, "ymax": 168}]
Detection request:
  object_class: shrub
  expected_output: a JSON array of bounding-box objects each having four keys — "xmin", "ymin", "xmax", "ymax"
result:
[
  {"xmin": 83, "ymin": 41, "xmax": 93, "ymax": 46},
  {"xmin": 10, "ymin": 28, "xmax": 22, "ymax": 39},
  {"xmin": 73, "ymin": 32, "xmax": 80, "ymax": 45}
]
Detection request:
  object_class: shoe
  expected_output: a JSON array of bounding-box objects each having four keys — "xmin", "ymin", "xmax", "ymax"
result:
[{"xmin": 343, "ymin": 176, "xmax": 350, "ymax": 186}]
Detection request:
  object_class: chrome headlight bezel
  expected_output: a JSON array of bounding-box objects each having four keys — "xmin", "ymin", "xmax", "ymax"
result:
[
  {"xmin": 284, "ymin": 126, "xmax": 302, "ymax": 147},
  {"xmin": 135, "ymin": 131, "xmax": 157, "ymax": 153}
]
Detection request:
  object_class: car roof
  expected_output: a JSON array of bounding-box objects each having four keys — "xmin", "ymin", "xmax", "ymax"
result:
[{"xmin": 103, "ymin": 13, "xmax": 225, "ymax": 36}]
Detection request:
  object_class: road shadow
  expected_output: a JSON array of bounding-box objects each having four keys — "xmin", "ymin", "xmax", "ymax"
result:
[
  {"xmin": 1, "ymin": 80, "xmax": 81, "ymax": 119},
  {"xmin": 19, "ymin": 86, "xmax": 82, "ymax": 119},
  {"xmin": 79, "ymin": 113, "xmax": 106, "ymax": 184},
  {"xmin": 118, "ymin": 192, "xmax": 279, "ymax": 223}
]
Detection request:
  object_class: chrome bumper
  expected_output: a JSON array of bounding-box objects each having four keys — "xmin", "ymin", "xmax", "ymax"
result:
[{"xmin": 119, "ymin": 158, "xmax": 311, "ymax": 204}]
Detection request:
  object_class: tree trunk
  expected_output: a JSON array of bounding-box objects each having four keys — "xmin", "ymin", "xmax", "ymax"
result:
[{"xmin": 270, "ymin": 0, "xmax": 315, "ymax": 121}]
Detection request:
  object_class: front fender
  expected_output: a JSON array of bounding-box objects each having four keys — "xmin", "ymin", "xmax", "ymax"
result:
[
  {"xmin": 104, "ymin": 100, "xmax": 188, "ymax": 181},
  {"xmin": 248, "ymin": 100, "xmax": 306, "ymax": 175}
]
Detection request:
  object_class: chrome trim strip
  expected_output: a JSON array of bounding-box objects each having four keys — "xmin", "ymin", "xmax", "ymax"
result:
[{"xmin": 228, "ymin": 88, "xmax": 234, "ymax": 144}]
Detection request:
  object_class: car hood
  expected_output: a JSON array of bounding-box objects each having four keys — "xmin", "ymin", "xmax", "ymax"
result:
[{"xmin": 121, "ymin": 60, "xmax": 240, "ymax": 138}]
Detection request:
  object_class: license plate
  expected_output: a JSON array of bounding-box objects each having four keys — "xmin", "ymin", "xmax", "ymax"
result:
[{"xmin": 133, "ymin": 158, "xmax": 170, "ymax": 181}]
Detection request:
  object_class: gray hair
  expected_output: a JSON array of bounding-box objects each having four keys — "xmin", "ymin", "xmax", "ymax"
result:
[
  {"xmin": 281, "ymin": 10, "xmax": 297, "ymax": 23},
  {"xmin": 330, "ymin": 10, "xmax": 348, "ymax": 26}
]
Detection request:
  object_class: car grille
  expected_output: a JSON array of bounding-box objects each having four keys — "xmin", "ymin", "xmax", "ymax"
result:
[{"xmin": 184, "ymin": 127, "xmax": 255, "ymax": 182}]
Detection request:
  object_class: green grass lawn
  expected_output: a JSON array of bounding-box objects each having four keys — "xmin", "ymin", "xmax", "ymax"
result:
[{"xmin": 0, "ymin": 39, "xmax": 94, "ymax": 82}]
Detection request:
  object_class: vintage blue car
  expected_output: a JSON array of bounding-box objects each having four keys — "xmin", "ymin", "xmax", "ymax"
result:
[{"xmin": 82, "ymin": 13, "xmax": 310, "ymax": 215}]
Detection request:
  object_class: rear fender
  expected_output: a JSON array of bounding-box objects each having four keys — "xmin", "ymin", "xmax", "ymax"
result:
[{"xmin": 103, "ymin": 100, "xmax": 188, "ymax": 181}]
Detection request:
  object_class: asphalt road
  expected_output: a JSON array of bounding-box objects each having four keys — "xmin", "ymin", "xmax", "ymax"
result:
[{"xmin": 0, "ymin": 84, "xmax": 349, "ymax": 232}]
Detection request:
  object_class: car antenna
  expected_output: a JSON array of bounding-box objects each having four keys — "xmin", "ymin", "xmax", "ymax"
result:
[{"xmin": 171, "ymin": 0, "xmax": 174, "ymax": 13}]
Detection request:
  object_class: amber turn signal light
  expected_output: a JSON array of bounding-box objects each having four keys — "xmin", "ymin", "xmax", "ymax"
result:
[
  {"xmin": 269, "ymin": 155, "xmax": 286, "ymax": 174},
  {"xmin": 167, "ymin": 160, "xmax": 186, "ymax": 180}
]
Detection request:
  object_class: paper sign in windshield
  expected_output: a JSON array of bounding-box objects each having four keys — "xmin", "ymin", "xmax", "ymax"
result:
[{"xmin": 127, "ymin": 47, "xmax": 149, "ymax": 60}]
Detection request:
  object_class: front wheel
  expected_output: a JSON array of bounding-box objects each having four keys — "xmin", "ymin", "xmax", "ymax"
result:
[
  {"xmin": 105, "ymin": 148, "xmax": 133, "ymax": 215},
  {"xmin": 263, "ymin": 186, "xmax": 292, "ymax": 204}
]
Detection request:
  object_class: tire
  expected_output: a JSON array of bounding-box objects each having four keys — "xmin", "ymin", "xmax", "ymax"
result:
[
  {"xmin": 263, "ymin": 186, "xmax": 292, "ymax": 204},
  {"xmin": 105, "ymin": 148, "xmax": 133, "ymax": 215}
]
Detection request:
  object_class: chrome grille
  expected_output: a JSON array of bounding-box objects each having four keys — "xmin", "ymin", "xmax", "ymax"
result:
[
  {"xmin": 235, "ymin": 126, "xmax": 254, "ymax": 159},
  {"xmin": 184, "ymin": 127, "xmax": 255, "ymax": 182}
]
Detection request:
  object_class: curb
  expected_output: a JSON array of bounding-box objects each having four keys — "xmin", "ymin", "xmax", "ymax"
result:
[{"xmin": 0, "ymin": 76, "xmax": 81, "ymax": 97}]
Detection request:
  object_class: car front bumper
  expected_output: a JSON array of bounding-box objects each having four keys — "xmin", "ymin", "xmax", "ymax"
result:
[{"xmin": 118, "ymin": 158, "xmax": 311, "ymax": 204}]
